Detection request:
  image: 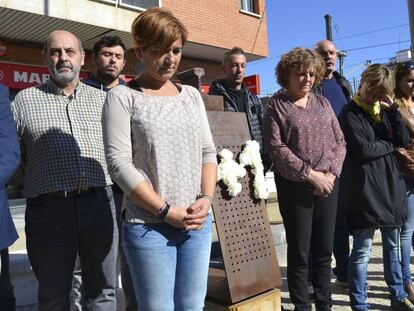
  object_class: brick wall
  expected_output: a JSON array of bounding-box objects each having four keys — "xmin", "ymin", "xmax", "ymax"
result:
[
  {"xmin": 0, "ymin": 0, "xmax": 267, "ymax": 83},
  {"xmin": 163, "ymin": 0, "xmax": 268, "ymax": 57}
]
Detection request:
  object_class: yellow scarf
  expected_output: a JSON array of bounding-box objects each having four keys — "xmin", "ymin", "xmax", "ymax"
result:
[{"xmin": 353, "ymin": 94, "xmax": 381, "ymax": 124}]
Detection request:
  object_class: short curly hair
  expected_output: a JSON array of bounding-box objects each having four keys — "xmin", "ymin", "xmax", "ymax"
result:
[
  {"xmin": 275, "ymin": 47, "xmax": 325, "ymax": 89},
  {"xmin": 92, "ymin": 35, "xmax": 127, "ymax": 58}
]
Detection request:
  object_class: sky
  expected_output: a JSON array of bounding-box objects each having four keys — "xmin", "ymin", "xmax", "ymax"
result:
[{"xmin": 247, "ymin": 0, "xmax": 412, "ymax": 97}]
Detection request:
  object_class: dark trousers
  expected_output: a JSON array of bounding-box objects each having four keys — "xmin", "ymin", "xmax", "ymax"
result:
[
  {"xmin": 113, "ymin": 192, "xmax": 137, "ymax": 311},
  {"xmin": 332, "ymin": 182, "xmax": 350, "ymax": 281},
  {"xmin": 275, "ymin": 175, "xmax": 338, "ymax": 311},
  {"xmin": 71, "ymin": 190, "xmax": 137, "ymax": 311},
  {"xmin": 26, "ymin": 186, "xmax": 118, "ymax": 311},
  {"xmin": 0, "ymin": 248, "xmax": 15, "ymax": 311}
]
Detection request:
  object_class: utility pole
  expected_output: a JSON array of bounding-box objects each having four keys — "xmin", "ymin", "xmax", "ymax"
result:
[
  {"xmin": 324, "ymin": 15, "xmax": 332, "ymax": 41},
  {"xmin": 408, "ymin": 0, "xmax": 414, "ymax": 60},
  {"xmin": 324, "ymin": 14, "xmax": 347, "ymax": 75},
  {"xmin": 353, "ymin": 77, "xmax": 358, "ymax": 94},
  {"xmin": 337, "ymin": 50, "xmax": 347, "ymax": 76}
]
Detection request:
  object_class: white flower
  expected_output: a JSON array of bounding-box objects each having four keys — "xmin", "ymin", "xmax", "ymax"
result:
[
  {"xmin": 217, "ymin": 141, "xmax": 269, "ymax": 200},
  {"xmin": 228, "ymin": 182, "xmax": 242, "ymax": 197},
  {"xmin": 239, "ymin": 140, "xmax": 269, "ymax": 200},
  {"xmin": 253, "ymin": 176, "xmax": 269, "ymax": 200},
  {"xmin": 219, "ymin": 149, "xmax": 234, "ymax": 161},
  {"xmin": 217, "ymin": 148, "xmax": 245, "ymax": 197},
  {"xmin": 239, "ymin": 152, "xmax": 253, "ymax": 166},
  {"xmin": 251, "ymin": 163, "xmax": 264, "ymax": 176}
]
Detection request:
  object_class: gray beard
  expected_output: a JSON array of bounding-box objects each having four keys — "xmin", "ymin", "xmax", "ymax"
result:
[{"xmin": 51, "ymin": 66, "xmax": 81, "ymax": 85}]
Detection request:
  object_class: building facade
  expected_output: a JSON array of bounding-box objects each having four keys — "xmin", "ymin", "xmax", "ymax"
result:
[
  {"xmin": 388, "ymin": 48, "xmax": 412, "ymax": 66},
  {"xmin": 0, "ymin": 0, "xmax": 268, "ymax": 98}
]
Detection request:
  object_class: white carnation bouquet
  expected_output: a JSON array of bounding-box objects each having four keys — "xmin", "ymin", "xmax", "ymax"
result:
[
  {"xmin": 217, "ymin": 140, "xmax": 269, "ymax": 200},
  {"xmin": 217, "ymin": 149, "xmax": 246, "ymax": 197}
]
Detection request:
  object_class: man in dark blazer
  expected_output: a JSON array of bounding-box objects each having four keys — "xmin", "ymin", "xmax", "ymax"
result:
[{"xmin": 0, "ymin": 83, "xmax": 20, "ymax": 310}]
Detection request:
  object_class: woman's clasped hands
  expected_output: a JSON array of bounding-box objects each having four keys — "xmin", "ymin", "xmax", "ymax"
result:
[
  {"xmin": 307, "ymin": 169, "xmax": 336, "ymax": 197},
  {"xmin": 165, "ymin": 197, "xmax": 211, "ymax": 230}
]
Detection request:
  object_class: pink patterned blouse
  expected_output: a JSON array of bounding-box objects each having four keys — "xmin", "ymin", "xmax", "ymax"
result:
[{"xmin": 262, "ymin": 92, "xmax": 346, "ymax": 182}]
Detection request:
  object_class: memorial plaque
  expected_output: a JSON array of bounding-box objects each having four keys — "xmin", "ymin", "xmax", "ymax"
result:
[
  {"xmin": 206, "ymin": 111, "xmax": 281, "ymax": 304},
  {"xmin": 202, "ymin": 94, "xmax": 224, "ymax": 111}
]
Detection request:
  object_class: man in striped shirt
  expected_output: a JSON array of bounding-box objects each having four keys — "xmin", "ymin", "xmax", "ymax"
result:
[{"xmin": 11, "ymin": 30, "xmax": 117, "ymax": 311}]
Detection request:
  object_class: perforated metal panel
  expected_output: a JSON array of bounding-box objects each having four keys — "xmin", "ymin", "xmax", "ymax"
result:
[{"xmin": 207, "ymin": 111, "xmax": 281, "ymax": 304}]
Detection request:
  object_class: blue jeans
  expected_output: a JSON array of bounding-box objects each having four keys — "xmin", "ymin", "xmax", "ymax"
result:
[
  {"xmin": 123, "ymin": 214, "xmax": 212, "ymax": 311},
  {"xmin": 402, "ymin": 179, "xmax": 414, "ymax": 285},
  {"xmin": 348, "ymin": 227, "xmax": 406, "ymax": 310}
]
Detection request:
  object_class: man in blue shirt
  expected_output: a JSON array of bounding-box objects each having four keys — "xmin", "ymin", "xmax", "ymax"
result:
[
  {"xmin": 313, "ymin": 40, "xmax": 353, "ymax": 115},
  {"xmin": 313, "ymin": 39, "xmax": 353, "ymax": 287},
  {"xmin": 0, "ymin": 83, "xmax": 20, "ymax": 311}
]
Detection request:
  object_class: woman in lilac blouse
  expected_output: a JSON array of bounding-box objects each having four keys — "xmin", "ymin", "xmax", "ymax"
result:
[{"xmin": 262, "ymin": 47, "xmax": 346, "ymax": 311}]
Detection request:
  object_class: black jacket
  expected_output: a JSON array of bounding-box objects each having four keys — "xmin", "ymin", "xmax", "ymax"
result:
[
  {"xmin": 83, "ymin": 75, "xmax": 125, "ymax": 92},
  {"xmin": 339, "ymin": 102, "xmax": 409, "ymax": 233},
  {"xmin": 209, "ymin": 79, "xmax": 264, "ymax": 149},
  {"xmin": 313, "ymin": 71, "xmax": 353, "ymax": 101}
]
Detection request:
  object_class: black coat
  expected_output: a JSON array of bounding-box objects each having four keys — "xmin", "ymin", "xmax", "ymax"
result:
[
  {"xmin": 209, "ymin": 79, "xmax": 264, "ymax": 149},
  {"xmin": 339, "ymin": 101, "xmax": 409, "ymax": 233},
  {"xmin": 209, "ymin": 79, "xmax": 272, "ymax": 170}
]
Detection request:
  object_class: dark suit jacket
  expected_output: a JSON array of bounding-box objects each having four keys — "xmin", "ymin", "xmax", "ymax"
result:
[{"xmin": 0, "ymin": 84, "xmax": 20, "ymax": 250}]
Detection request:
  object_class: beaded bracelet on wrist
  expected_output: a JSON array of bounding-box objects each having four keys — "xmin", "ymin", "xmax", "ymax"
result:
[{"xmin": 157, "ymin": 201, "xmax": 171, "ymax": 221}]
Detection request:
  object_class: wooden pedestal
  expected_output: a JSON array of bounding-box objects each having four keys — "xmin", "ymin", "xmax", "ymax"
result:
[{"xmin": 205, "ymin": 288, "xmax": 281, "ymax": 311}]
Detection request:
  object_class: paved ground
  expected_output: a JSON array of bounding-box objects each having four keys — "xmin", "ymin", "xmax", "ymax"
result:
[
  {"xmin": 10, "ymin": 200, "xmax": 399, "ymax": 310},
  {"xmin": 274, "ymin": 228, "xmax": 393, "ymax": 311}
]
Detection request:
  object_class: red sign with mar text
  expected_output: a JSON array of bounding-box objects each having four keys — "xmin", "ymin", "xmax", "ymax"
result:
[{"xmin": 0, "ymin": 62, "xmax": 90, "ymax": 89}]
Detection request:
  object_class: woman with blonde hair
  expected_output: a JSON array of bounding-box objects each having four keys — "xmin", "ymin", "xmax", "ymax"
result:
[
  {"xmin": 339, "ymin": 64, "xmax": 412, "ymax": 310},
  {"xmin": 394, "ymin": 61, "xmax": 414, "ymax": 304},
  {"xmin": 263, "ymin": 47, "xmax": 346, "ymax": 311},
  {"xmin": 102, "ymin": 8, "xmax": 217, "ymax": 311}
]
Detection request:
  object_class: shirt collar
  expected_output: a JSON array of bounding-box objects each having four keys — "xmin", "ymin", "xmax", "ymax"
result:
[{"xmin": 47, "ymin": 78, "xmax": 82, "ymax": 99}]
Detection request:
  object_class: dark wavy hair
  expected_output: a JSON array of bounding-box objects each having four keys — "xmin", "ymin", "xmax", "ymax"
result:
[
  {"xmin": 394, "ymin": 61, "xmax": 414, "ymax": 106},
  {"xmin": 92, "ymin": 35, "xmax": 127, "ymax": 58}
]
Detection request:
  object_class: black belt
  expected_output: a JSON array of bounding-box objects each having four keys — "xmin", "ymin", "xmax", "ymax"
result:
[{"xmin": 44, "ymin": 187, "xmax": 99, "ymax": 198}]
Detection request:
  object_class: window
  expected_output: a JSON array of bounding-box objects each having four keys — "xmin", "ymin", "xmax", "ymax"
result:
[
  {"xmin": 119, "ymin": 0, "xmax": 160, "ymax": 10},
  {"xmin": 240, "ymin": 0, "xmax": 259, "ymax": 15},
  {"xmin": 94, "ymin": 0, "xmax": 160, "ymax": 11},
  {"xmin": 98, "ymin": 0, "xmax": 117, "ymax": 4}
]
